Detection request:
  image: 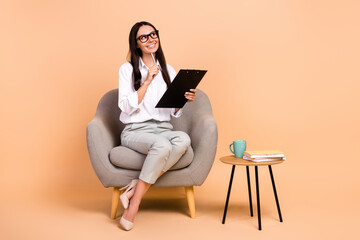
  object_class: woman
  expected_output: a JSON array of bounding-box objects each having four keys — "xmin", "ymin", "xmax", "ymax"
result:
[{"xmin": 118, "ymin": 21, "xmax": 196, "ymax": 230}]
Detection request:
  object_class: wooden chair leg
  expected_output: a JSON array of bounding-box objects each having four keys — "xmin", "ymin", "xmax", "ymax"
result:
[
  {"xmin": 111, "ymin": 187, "xmax": 121, "ymax": 219},
  {"xmin": 185, "ymin": 186, "xmax": 196, "ymax": 218}
]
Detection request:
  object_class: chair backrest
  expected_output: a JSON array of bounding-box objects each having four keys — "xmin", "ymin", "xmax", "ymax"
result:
[
  {"xmin": 94, "ymin": 89, "xmax": 123, "ymax": 146},
  {"xmin": 94, "ymin": 88, "xmax": 214, "ymax": 145}
]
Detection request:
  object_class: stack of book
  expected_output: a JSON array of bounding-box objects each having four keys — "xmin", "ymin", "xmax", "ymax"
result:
[{"xmin": 243, "ymin": 150, "xmax": 286, "ymax": 162}]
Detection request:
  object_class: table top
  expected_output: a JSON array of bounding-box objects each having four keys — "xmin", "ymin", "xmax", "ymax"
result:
[{"xmin": 220, "ymin": 155, "xmax": 284, "ymax": 166}]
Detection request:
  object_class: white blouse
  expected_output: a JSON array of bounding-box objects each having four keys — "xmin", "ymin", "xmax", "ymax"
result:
[{"xmin": 118, "ymin": 58, "xmax": 183, "ymax": 124}]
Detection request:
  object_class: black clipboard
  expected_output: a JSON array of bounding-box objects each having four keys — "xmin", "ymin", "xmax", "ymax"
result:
[{"xmin": 155, "ymin": 69, "xmax": 207, "ymax": 108}]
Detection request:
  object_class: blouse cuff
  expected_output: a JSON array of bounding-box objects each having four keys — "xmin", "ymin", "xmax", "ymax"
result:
[
  {"xmin": 171, "ymin": 108, "xmax": 183, "ymax": 118},
  {"xmin": 119, "ymin": 91, "xmax": 144, "ymax": 115},
  {"xmin": 127, "ymin": 91, "xmax": 143, "ymax": 109}
]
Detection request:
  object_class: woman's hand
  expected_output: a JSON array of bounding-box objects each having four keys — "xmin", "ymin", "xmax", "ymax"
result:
[
  {"xmin": 138, "ymin": 65, "xmax": 160, "ymax": 104},
  {"xmin": 145, "ymin": 64, "xmax": 160, "ymax": 83},
  {"xmin": 185, "ymin": 89, "xmax": 197, "ymax": 102}
]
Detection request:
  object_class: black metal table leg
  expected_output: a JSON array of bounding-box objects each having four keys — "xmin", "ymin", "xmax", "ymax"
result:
[
  {"xmin": 269, "ymin": 165, "xmax": 283, "ymax": 222},
  {"xmin": 222, "ymin": 165, "xmax": 236, "ymax": 224},
  {"xmin": 255, "ymin": 166, "xmax": 261, "ymax": 230},
  {"xmin": 246, "ymin": 166, "xmax": 253, "ymax": 217}
]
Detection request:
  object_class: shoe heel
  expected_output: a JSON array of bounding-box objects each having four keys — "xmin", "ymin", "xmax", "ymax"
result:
[{"xmin": 119, "ymin": 179, "xmax": 138, "ymax": 209}]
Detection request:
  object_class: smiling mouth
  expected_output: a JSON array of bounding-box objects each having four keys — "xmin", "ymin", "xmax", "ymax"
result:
[{"xmin": 146, "ymin": 43, "xmax": 156, "ymax": 49}]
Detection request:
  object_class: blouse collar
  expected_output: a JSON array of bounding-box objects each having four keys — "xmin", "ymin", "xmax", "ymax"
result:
[{"xmin": 139, "ymin": 57, "xmax": 160, "ymax": 70}]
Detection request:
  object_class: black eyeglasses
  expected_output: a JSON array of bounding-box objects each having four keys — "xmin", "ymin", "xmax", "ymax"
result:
[{"xmin": 136, "ymin": 30, "xmax": 159, "ymax": 43}]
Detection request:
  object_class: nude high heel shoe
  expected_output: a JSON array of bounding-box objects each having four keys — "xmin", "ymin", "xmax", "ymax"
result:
[
  {"xmin": 120, "ymin": 215, "xmax": 134, "ymax": 231},
  {"xmin": 119, "ymin": 179, "xmax": 138, "ymax": 209}
]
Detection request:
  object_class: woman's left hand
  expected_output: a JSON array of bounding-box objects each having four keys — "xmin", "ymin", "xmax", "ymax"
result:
[{"xmin": 185, "ymin": 89, "xmax": 197, "ymax": 102}]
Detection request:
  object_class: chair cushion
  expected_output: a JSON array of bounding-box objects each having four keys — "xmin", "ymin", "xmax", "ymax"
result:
[{"xmin": 109, "ymin": 145, "xmax": 194, "ymax": 171}]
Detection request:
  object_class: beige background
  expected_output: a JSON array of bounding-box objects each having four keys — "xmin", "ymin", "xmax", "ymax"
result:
[{"xmin": 1, "ymin": 0, "xmax": 359, "ymax": 239}]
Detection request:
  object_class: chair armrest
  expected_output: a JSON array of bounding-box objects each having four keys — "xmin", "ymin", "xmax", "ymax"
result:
[
  {"xmin": 188, "ymin": 114, "xmax": 218, "ymax": 185},
  {"xmin": 86, "ymin": 116, "xmax": 118, "ymax": 186}
]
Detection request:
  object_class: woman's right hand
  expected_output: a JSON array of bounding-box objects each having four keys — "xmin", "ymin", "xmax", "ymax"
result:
[
  {"xmin": 145, "ymin": 64, "xmax": 160, "ymax": 83},
  {"xmin": 138, "ymin": 64, "xmax": 160, "ymax": 104}
]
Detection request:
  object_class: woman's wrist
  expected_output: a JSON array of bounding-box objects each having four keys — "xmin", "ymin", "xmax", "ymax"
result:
[{"xmin": 143, "ymin": 78, "xmax": 152, "ymax": 87}]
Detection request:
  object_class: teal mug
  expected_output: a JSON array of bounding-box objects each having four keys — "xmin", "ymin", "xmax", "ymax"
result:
[{"xmin": 229, "ymin": 140, "xmax": 247, "ymax": 158}]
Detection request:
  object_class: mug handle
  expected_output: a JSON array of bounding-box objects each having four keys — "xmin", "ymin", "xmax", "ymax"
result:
[{"xmin": 229, "ymin": 143, "xmax": 234, "ymax": 154}]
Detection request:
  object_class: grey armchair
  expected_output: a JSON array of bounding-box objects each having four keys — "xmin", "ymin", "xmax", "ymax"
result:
[{"xmin": 86, "ymin": 88, "xmax": 217, "ymax": 219}]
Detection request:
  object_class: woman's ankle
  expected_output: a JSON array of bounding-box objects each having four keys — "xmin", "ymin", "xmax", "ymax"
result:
[{"xmin": 129, "ymin": 198, "xmax": 141, "ymax": 208}]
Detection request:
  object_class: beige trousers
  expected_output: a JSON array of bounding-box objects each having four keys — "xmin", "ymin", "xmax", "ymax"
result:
[{"xmin": 121, "ymin": 120, "xmax": 191, "ymax": 184}]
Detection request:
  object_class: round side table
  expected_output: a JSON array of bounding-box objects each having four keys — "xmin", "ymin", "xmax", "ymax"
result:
[{"xmin": 220, "ymin": 155, "xmax": 284, "ymax": 231}]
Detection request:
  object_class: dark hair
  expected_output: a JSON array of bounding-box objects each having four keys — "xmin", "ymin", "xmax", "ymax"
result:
[{"xmin": 128, "ymin": 21, "xmax": 171, "ymax": 90}]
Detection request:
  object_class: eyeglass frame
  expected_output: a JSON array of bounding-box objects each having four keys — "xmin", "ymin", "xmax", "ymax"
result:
[{"xmin": 136, "ymin": 30, "xmax": 159, "ymax": 43}]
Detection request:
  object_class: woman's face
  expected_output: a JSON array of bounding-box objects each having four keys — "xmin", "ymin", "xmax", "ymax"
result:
[{"xmin": 136, "ymin": 25, "xmax": 159, "ymax": 55}]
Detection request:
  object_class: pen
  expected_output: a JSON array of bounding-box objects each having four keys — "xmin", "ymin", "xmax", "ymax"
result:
[
  {"xmin": 151, "ymin": 53, "xmax": 156, "ymax": 65},
  {"xmin": 151, "ymin": 53, "xmax": 161, "ymax": 70}
]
